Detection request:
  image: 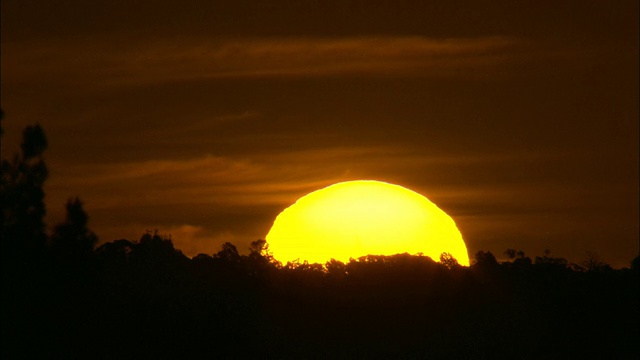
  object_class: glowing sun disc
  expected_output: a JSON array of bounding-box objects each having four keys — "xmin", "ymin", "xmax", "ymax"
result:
[{"xmin": 265, "ymin": 180, "xmax": 469, "ymax": 266}]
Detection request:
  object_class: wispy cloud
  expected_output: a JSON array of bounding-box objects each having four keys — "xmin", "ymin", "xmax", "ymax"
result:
[
  {"xmin": 46, "ymin": 144, "xmax": 572, "ymax": 219},
  {"xmin": 3, "ymin": 36, "xmax": 520, "ymax": 87},
  {"xmin": 47, "ymin": 147, "xmax": 396, "ymax": 211},
  {"xmin": 119, "ymin": 36, "xmax": 517, "ymax": 81}
]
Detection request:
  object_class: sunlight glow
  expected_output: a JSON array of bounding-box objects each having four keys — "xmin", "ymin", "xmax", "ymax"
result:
[{"xmin": 266, "ymin": 180, "xmax": 469, "ymax": 265}]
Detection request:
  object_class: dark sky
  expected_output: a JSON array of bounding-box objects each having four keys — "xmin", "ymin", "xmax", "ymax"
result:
[{"xmin": 2, "ymin": 0, "xmax": 638, "ymax": 266}]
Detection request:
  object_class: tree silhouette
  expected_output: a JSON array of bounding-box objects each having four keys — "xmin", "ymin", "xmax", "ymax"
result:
[
  {"xmin": 511, "ymin": 255, "xmax": 532, "ymax": 268},
  {"xmin": 473, "ymin": 250, "xmax": 498, "ymax": 268},
  {"xmin": 214, "ymin": 242, "xmax": 241, "ymax": 263},
  {"xmin": 325, "ymin": 258, "xmax": 347, "ymax": 278},
  {"xmin": 1, "ymin": 123, "xmax": 49, "ymax": 256},
  {"xmin": 131, "ymin": 231, "xmax": 189, "ymax": 270},
  {"xmin": 95, "ymin": 239, "xmax": 135, "ymax": 264},
  {"xmin": 504, "ymin": 248, "xmax": 517, "ymax": 260},
  {"xmin": 580, "ymin": 251, "xmax": 611, "ymax": 272},
  {"xmin": 440, "ymin": 252, "xmax": 460, "ymax": 269},
  {"xmin": 50, "ymin": 197, "xmax": 98, "ymax": 263},
  {"xmin": 501, "ymin": 248, "xmax": 532, "ymax": 270},
  {"xmin": 246, "ymin": 239, "xmax": 278, "ymax": 277},
  {"xmin": 534, "ymin": 249, "xmax": 568, "ymax": 269}
]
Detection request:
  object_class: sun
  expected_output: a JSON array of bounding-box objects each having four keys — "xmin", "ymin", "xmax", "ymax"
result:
[{"xmin": 265, "ymin": 180, "xmax": 469, "ymax": 266}]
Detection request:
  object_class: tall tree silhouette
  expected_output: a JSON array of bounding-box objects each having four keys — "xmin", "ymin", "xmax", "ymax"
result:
[{"xmin": 1, "ymin": 123, "xmax": 49, "ymax": 256}]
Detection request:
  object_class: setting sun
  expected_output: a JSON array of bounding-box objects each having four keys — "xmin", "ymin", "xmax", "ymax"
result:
[{"xmin": 266, "ymin": 180, "xmax": 469, "ymax": 265}]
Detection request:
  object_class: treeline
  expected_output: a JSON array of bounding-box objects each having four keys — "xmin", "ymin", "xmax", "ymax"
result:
[
  {"xmin": 3, "ymin": 231, "xmax": 639, "ymax": 359},
  {"xmin": 2, "ymin": 121, "xmax": 639, "ymax": 359}
]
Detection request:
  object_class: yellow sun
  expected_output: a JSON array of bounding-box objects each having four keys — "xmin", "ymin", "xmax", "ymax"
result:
[{"xmin": 265, "ymin": 180, "xmax": 469, "ymax": 266}]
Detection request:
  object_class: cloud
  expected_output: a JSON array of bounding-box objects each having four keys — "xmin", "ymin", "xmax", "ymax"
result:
[
  {"xmin": 46, "ymin": 143, "xmax": 582, "ymax": 231},
  {"xmin": 127, "ymin": 36, "xmax": 517, "ymax": 80},
  {"xmin": 3, "ymin": 36, "xmax": 519, "ymax": 88},
  {"xmin": 46, "ymin": 146, "xmax": 398, "ymax": 210},
  {"xmin": 47, "ymin": 144, "xmax": 584, "ymax": 210}
]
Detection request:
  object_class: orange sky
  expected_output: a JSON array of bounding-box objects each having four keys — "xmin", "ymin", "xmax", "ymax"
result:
[{"xmin": 2, "ymin": 1, "xmax": 638, "ymax": 266}]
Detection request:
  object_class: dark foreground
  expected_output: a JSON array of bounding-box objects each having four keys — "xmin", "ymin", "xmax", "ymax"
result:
[{"xmin": 2, "ymin": 235, "xmax": 638, "ymax": 359}]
